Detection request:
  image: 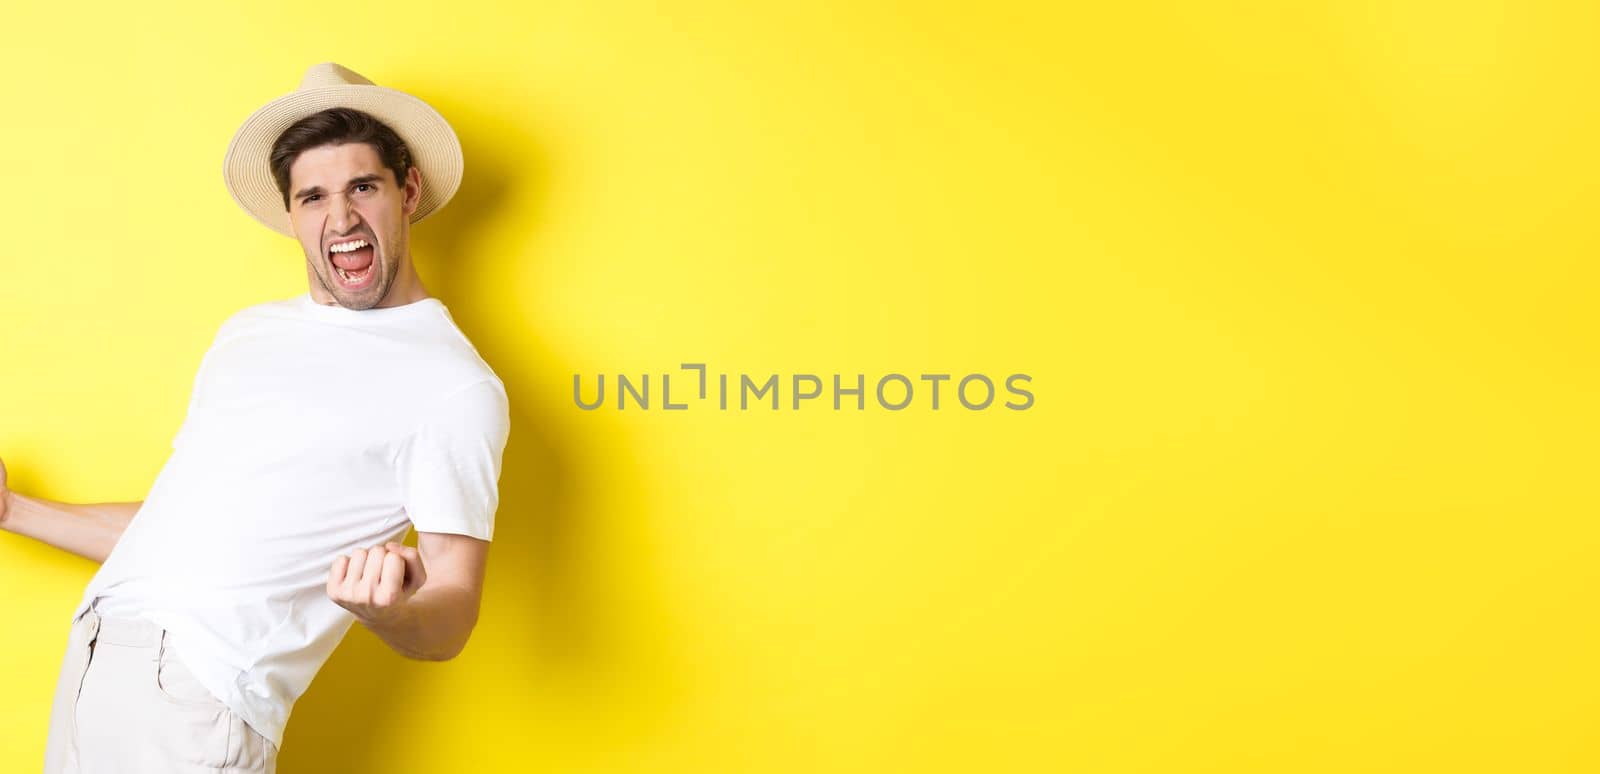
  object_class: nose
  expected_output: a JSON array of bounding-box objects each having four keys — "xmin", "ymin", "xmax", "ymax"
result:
[{"xmin": 326, "ymin": 192, "xmax": 362, "ymax": 238}]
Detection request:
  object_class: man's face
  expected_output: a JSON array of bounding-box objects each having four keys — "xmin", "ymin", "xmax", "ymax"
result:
[{"xmin": 286, "ymin": 142, "xmax": 421, "ymax": 309}]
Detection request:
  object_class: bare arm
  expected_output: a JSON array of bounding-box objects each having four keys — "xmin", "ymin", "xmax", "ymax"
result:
[
  {"xmin": 326, "ymin": 531, "xmax": 489, "ymax": 661},
  {"xmin": 0, "ymin": 456, "xmax": 139, "ymax": 563}
]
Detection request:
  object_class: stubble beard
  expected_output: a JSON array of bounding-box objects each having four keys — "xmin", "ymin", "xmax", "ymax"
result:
[{"xmin": 314, "ymin": 246, "xmax": 395, "ymax": 311}]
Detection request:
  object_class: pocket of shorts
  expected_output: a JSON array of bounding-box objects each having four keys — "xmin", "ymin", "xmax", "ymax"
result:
[{"xmin": 155, "ymin": 639, "xmax": 224, "ymax": 707}]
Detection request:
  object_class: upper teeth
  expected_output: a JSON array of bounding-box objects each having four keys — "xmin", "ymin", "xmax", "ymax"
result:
[{"xmin": 330, "ymin": 240, "xmax": 368, "ymax": 253}]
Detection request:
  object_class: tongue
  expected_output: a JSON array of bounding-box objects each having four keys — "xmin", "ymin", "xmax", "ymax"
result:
[{"xmin": 332, "ymin": 245, "xmax": 375, "ymax": 271}]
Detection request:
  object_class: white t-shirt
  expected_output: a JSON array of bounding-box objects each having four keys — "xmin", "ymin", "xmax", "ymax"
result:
[{"xmin": 70, "ymin": 291, "xmax": 511, "ymax": 749}]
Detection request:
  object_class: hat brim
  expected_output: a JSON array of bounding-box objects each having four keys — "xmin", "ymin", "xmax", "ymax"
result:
[{"xmin": 222, "ymin": 84, "xmax": 463, "ymax": 238}]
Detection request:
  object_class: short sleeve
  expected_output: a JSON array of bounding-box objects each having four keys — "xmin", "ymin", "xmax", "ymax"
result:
[{"xmin": 395, "ymin": 379, "xmax": 511, "ymax": 540}]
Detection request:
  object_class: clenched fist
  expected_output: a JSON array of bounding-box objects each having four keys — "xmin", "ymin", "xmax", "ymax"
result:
[{"xmin": 327, "ymin": 542, "xmax": 427, "ymax": 622}]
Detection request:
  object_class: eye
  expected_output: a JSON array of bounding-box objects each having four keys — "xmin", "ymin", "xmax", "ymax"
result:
[
  {"xmin": 355, "ymin": 184, "xmax": 375, "ymax": 193},
  {"xmin": 303, "ymin": 194, "xmax": 322, "ymax": 203}
]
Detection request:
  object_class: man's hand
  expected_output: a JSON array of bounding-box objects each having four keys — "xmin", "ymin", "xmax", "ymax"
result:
[
  {"xmin": 326, "ymin": 542, "xmax": 427, "ymax": 624},
  {"xmin": 0, "ymin": 454, "xmax": 10, "ymax": 525}
]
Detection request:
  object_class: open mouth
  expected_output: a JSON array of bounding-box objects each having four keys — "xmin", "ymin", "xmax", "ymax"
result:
[{"xmin": 327, "ymin": 238, "xmax": 377, "ymax": 290}]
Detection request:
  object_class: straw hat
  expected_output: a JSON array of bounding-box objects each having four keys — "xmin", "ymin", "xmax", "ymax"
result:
[{"xmin": 222, "ymin": 62, "xmax": 463, "ymax": 238}]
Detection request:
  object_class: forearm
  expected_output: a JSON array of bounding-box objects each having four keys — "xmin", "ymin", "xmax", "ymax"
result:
[
  {"xmin": 0, "ymin": 491, "xmax": 140, "ymax": 563},
  {"xmin": 356, "ymin": 580, "xmax": 480, "ymax": 661}
]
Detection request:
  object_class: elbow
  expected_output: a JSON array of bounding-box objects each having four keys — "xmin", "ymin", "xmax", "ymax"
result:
[
  {"xmin": 427, "ymin": 640, "xmax": 471, "ymax": 662},
  {"xmin": 416, "ymin": 622, "xmax": 478, "ymax": 662},
  {"xmin": 412, "ymin": 648, "xmax": 460, "ymax": 662}
]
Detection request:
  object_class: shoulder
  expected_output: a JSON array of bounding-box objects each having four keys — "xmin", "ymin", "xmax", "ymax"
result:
[
  {"xmin": 234, "ymin": 294, "xmax": 304, "ymax": 321},
  {"xmin": 405, "ymin": 378, "xmax": 511, "ymax": 450},
  {"xmin": 429, "ymin": 378, "xmax": 510, "ymax": 427},
  {"xmin": 209, "ymin": 295, "xmax": 303, "ymax": 339},
  {"xmin": 411, "ymin": 306, "xmax": 507, "ymax": 394}
]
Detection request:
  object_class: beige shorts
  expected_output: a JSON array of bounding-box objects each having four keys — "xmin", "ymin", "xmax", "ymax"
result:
[{"xmin": 42, "ymin": 607, "xmax": 278, "ymax": 773}]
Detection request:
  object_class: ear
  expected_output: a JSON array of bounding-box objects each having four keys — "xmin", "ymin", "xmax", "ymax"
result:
[{"xmin": 402, "ymin": 165, "xmax": 423, "ymax": 217}]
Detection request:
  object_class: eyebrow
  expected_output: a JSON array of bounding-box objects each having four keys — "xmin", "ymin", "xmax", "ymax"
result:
[{"xmin": 293, "ymin": 174, "xmax": 385, "ymax": 203}]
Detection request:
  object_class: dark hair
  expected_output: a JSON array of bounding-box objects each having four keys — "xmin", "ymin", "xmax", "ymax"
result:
[{"xmin": 269, "ymin": 107, "xmax": 412, "ymax": 211}]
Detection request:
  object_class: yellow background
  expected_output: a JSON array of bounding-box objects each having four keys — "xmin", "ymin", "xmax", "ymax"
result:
[{"xmin": 1, "ymin": 1, "xmax": 1595, "ymax": 771}]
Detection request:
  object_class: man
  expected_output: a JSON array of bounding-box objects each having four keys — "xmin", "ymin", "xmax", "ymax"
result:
[{"xmin": 0, "ymin": 62, "xmax": 510, "ymax": 773}]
